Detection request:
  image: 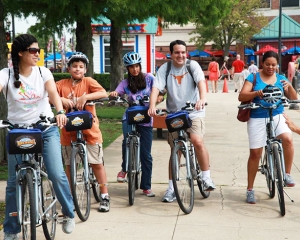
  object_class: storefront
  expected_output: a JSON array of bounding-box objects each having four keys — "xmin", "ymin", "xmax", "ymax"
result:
[{"xmin": 92, "ymin": 17, "xmax": 158, "ymax": 74}]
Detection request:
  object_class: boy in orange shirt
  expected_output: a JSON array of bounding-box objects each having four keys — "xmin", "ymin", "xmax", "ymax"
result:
[{"xmin": 56, "ymin": 52, "xmax": 110, "ymax": 212}]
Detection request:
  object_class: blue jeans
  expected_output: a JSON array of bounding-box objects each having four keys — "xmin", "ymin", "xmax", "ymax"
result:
[
  {"xmin": 4, "ymin": 126, "xmax": 74, "ymax": 234},
  {"xmin": 121, "ymin": 121, "xmax": 153, "ymax": 190}
]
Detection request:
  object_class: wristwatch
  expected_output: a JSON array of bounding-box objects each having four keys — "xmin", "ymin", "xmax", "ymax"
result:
[{"xmin": 56, "ymin": 109, "xmax": 66, "ymax": 115}]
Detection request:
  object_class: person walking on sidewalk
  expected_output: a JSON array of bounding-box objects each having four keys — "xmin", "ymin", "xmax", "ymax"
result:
[
  {"xmin": 232, "ymin": 54, "xmax": 245, "ymax": 92},
  {"xmin": 0, "ymin": 34, "xmax": 75, "ymax": 239},
  {"xmin": 56, "ymin": 52, "xmax": 111, "ymax": 212},
  {"xmin": 208, "ymin": 57, "xmax": 220, "ymax": 93},
  {"xmin": 248, "ymin": 60, "xmax": 258, "ymax": 74},
  {"xmin": 109, "ymin": 52, "xmax": 156, "ymax": 197},
  {"xmin": 238, "ymin": 50, "xmax": 297, "ymax": 204},
  {"xmin": 148, "ymin": 40, "xmax": 216, "ymax": 203}
]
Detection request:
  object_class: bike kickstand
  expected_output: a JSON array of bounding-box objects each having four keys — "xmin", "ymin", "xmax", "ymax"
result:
[{"xmin": 283, "ymin": 189, "xmax": 294, "ymax": 202}]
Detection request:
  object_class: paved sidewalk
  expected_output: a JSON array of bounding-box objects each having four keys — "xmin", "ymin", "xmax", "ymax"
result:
[{"xmin": 2, "ymin": 81, "xmax": 300, "ymax": 239}]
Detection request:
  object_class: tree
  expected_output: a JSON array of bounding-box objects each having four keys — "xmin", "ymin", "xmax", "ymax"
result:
[{"xmin": 190, "ymin": 0, "xmax": 268, "ymax": 56}]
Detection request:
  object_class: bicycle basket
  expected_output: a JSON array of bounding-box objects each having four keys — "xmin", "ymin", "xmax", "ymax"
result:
[
  {"xmin": 7, "ymin": 129, "xmax": 42, "ymax": 154},
  {"xmin": 65, "ymin": 110, "xmax": 93, "ymax": 132},
  {"xmin": 126, "ymin": 106, "xmax": 150, "ymax": 124},
  {"xmin": 165, "ymin": 111, "xmax": 192, "ymax": 132}
]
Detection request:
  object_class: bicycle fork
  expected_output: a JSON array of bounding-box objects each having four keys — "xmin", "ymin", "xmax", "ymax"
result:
[
  {"xmin": 125, "ymin": 134, "xmax": 141, "ymax": 174},
  {"xmin": 173, "ymin": 139, "xmax": 192, "ymax": 180}
]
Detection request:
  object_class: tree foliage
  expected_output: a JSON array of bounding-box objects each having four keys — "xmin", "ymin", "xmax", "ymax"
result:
[{"xmin": 190, "ymin": 0, "xmax": 268, "ymax": 56}]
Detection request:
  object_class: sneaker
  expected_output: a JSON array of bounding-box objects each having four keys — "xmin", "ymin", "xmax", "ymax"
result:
[
  {"xmin": 246, "ymin": 189, "xmax": 256, "ymax": 204},
  {"xmin": 142, "ymin": 189, "xmax": 155, "ymax": 197},
  {"xmin": 202, "ymin": 177, "xmax": 216, "ymax": 191},
  {"xmin": 285, "ymin": 174, "xmax": 295, "ymax": 187},
  {"xmin": 4, "ymin": 233, "xmax": 19, "ymax": 240},
  {"xmin": 61, "ymin": 216, "xmax": 75, "ymax": 234},
  {"xmin": 162, "ymin": 189, "xmax": 176, "ymax": 203},
  {"xmin": 117, "ymin": 170, "xmax": 126, "ymax": 182},
  {"xmin": 98, "ymin": 195, "xmax": 110, "ymax": 212}
]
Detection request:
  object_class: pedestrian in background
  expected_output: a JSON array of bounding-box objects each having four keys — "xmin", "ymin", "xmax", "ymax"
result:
[
  {"xmin": 208, "ymin": 57, "xmax": 220, "ymax": 93},
  {"xmin": 248, "ymin": 60, "xmax": 258, "ymax": 74},
  {"xmin": 232, "ymin": 54, "xmax": 245, "ymax": 92}
]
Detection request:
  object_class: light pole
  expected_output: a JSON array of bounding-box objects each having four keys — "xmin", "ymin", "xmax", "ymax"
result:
[{"xmin": 5, "ymin": 20, "xmax": 12, "ymax": 42}]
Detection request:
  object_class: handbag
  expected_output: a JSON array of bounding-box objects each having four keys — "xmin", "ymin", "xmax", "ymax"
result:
[{"xmin": 237, "ymin": 73, "xmax": 256, "ymax": 122}]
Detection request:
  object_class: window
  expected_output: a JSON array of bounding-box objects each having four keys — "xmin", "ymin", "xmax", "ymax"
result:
[
  {"xmin": 103, "ymin": 35, "xmax": 134, "ymax": 73},
  {"xmin": 260, "ymin": 0, "xmax": 270, "ymax": 8},
  {"xmin": 282, "ymin": 0, "xmax": 299, "ymax": 7}
]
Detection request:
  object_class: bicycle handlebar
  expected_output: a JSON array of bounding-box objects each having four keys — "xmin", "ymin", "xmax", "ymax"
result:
[
  {"xmin": 238, "ymin": 97, "xmax": 300, "ymax": 110},
  {"xmin": 109, "ymin": 95, "xmax": 150, "ymax": 106}
]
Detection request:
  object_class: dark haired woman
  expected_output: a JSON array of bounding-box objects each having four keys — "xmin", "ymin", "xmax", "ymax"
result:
[
  {"xmin": 0, "ymin": 34, "xmax": 75, "ymax": 239},
  {"xmin": 238, "ymin": 50, "xmax": 297, "ymax": 204},
  {"xmin": 208, "ymin": 56, "xmax": 220, "ymax": 93},
  {"xmin": 109, "ymin": 52, "xmax": 155, "ymax": 197}
]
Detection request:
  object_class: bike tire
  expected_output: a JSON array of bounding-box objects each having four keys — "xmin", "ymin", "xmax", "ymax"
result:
[
  {"xmin": 171, "ymin": 144, "xmax": 194, "ymax": 214},
  {"xmin": 273, "ymin": 145, "xmax": 285, "ymax": 216},
  {"xmin": 263, "ymin": 151, "xmax": 275, "ymax": 198},
  {"xmin": 70, "ymin": 146, "xmax": 91, "ymax": 221},
  {"xmin": 22, "ymin": 172, "xmax": 36, "ymax": 240},
  {"xmin": 195, "ymin": 162, "xmax": 210, "ymax": 198},
  {"xmin": 128, "ymin": 137, "xmax": 137, "ymax": 206},
  {"xmin": 91, "ymin": 164, "xmax": 101, "ymax": 203},
  {"xmin": 41, "ymin": 168, "xmax": 57, "ymax": 240}
]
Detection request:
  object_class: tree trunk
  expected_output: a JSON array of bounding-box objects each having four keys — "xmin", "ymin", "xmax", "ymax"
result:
[
  {"xmin": 109, "ymin": 20, "xmax": 124, "ymax": 91},
  {"xmin": 76, "ymin": 17, "xmax": 94, "ymax": 77},
  {"xmin": 0, "ymin": 1, "xmax": 8, "ymax": 162}
]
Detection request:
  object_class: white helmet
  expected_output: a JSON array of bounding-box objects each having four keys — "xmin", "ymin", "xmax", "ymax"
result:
[
  {"xmin": 262, "ymin": 85, "xmax": 283, "ymax": 104},
  {"xmin": 68, "ymin": 52, "xmax": 89, "ymax": 66}
]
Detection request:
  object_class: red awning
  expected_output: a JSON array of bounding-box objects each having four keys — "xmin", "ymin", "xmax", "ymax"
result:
[
  {"xmin": 155, "ymin": 51, "xmax": 167, "ymax": 60},
  {"xmin": 254, "ymin": 45, "xmax": 278, "ymax": 55}
]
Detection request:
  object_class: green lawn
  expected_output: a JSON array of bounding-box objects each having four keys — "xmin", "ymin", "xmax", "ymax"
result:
[{"xmin": 0, "ymin": 104, "xmax": 125, "ymax": 230}]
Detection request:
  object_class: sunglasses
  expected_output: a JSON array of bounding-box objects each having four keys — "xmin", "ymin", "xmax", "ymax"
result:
[{"xmin": 25, "ymin": 48, "xmax": 41, "ymax": 54}]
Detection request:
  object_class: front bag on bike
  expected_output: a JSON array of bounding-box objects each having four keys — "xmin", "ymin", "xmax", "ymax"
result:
[
  {"xmin": 65, "ymin": 111, "xmax": 93, "ymax": 132},
  {"xmin": 7, "ymin": 129, "xmax": 42, "ymax": 154},
  {"xmin": 126, "ymin": 106, "xmax": 151, "ymax": 124},
  {"xmin": 165, "ymin": 111, "xmax": 192, "ymax": 132}
]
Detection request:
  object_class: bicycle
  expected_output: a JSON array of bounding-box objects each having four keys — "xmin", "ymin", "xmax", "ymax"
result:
[
  {"xmin": 159, "ymin": 101, "xmax": 210, "ymax": 214},
  {"xmin": 238, "ymin": 96, "xmax": 300, "ymax": 216},
  {"xmin": 1, "ymin": 115, "xmax": 58, "ymax": 240},
  {"xmin": 65, "ymin": 98, "xmax": 109, "ymax": 221},
  {"xmin": 109, "ymin": 95, "xmax": 150, "ymax": 205}
]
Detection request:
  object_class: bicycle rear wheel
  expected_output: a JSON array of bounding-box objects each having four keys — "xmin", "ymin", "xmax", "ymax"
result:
[
  {"xmin": 262, "ymin": 151, "xmax": 275, "ymax": 198},
  {"xmin": 70, "ymin": 146, "xmax": 91, "ymax": 221},
  {"xmin": 273, "ymin": 145, "xmax": 285, "ymax": 216},
  {"xmin": 128, "ymin": 138, "xmax": 137, "ymax": 206},
  {"xmin": 41, "ymin": 171, "xmax": 57, "ymax": 240},
  {"xmin": 171, "ymin": 144, "xmax": 194, "ymax": 214},
  {"xmin": 22, "ymin": 172, "xmax": 36, "ymax": 240},
  {"xmin": 91, "ymin": 164, "xmax": 101, "ymax": 202}
]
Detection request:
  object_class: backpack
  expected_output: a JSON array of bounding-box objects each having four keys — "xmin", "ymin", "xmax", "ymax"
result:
[{"xmin": 165, "ymin": 59, "xmax": 195, "ymax": 85}]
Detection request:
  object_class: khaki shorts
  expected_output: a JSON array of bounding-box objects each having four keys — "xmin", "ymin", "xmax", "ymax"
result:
[
  {"xmin": 167, "ymin": 117, "xmax": 205, "ymax": 148},
  {"xmin": 62, "ymin": 144, "xmax": 104, "ymax": 165}
]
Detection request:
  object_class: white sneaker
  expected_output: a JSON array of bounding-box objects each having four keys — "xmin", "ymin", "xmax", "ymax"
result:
[
  {"xmin": 4, "ymin": 233, "xmax": 19, "ymax": 240},
  {"xmin": 202, "ymin": 177, "xmax": 216, "ymax": 191},
  {"xmin": 61, "ymin": 216, "xmax": 75, "ymax": 234},
  {"xmin": 162, "ymin": 189, "xmax": 176, "ymax": 202}
]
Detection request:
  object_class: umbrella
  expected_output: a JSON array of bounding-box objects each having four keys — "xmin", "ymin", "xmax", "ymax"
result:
[
  {"xmin": 189, "ymin": 50, "xmax": 211, "ymax": 57},
  {"xmin": 254, "ymin": 45, "xmax": 278, "ymax": 55},
  {"xmin": 209, "ymin": 50, "xmax": 236, "ymax": 57},
  {"xmin": 155, "ymin": 51, "xmax": 167, "ymax": 60},
  {"xmin": 45, "ymin": 53, "xmax": 62, "ymax": 61},
  {"xmin": 282, "ymin": 46, "xmax": 300, "ymax": 56},
  {"xmin": 245, "ymin": 48, "xmax": 255, "ymax": 55}
]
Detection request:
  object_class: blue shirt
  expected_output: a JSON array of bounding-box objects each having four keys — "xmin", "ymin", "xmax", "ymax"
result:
[{"xmin": 247, "ymin": 73, "xmax": 289, "ymax": 118}]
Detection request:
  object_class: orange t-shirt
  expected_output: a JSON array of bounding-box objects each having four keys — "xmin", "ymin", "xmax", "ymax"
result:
[{"xmin": 56, "ymin": 77, "xmax": 105, "ymax": 145}]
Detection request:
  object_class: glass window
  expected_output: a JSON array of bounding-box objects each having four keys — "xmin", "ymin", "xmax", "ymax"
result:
[
  {"xmin": 282, "ymin": 0, "xmax": 299, "ymax": 7},
  {"xmin": 103, "ymin": 35, "xmax": 134, "ymax": 73},
  {"xmin": 260, "ymin": 0, "xmax": 270, "ymax": 8}
]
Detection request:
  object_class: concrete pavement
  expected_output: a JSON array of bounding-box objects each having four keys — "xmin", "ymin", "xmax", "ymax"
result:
[{"xmin": 2, "ymin": 80, "xmax": 300, "ymax": 239}]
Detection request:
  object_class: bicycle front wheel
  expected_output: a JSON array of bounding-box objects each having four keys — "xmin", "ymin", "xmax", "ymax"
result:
[
  {"xmin": 171, "ymin": 144, "xmax": 194, "ymax": 214},
  {"xmin": 262, "ymin": 151, "xmax": 275, "ymax": 198},
  {"xmin": 22, "ymin": 172, "xmax": 36, "ymax": 240},
  {"xmin": 128, "ymin": 138, "xmax": 137, "ymax": 206},
  {"xmin": 273, "ymin": 145, "xmax": 285, "ymax": 216},
  {"xmin": 40, "ymin": 159, "xmax": 57, "ymax": 240},
  {"xmin": 70, "ymin": 146, "xmax": 91, "ymax": 221}
]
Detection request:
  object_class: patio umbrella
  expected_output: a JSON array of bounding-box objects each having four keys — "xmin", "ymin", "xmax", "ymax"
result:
[
  {"xmin": 45, "ymin": 53, "xmax": 62, "ymax": 61},
  {"xmin": 282, "ymin": 46, "xmax": 300, "ymax": 55},
  {"xmin": 245, "ymin": 48, "xmax": 255, "ymax": 55},
  {"xmin": 254, "ymin": 45, "xmax": 278, "ymax": 55},
  {"xmin": 189, "ymin": 50, "xmax": 211, "ymax": 57},
  {"xmin": 155, "ymin": 51, "xmax": 167, "ymax": 60}
]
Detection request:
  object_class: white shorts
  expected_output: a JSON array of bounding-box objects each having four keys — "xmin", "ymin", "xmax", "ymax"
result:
[
  {"xmin": 233, "ymin": 73, "xmax": 242, "ymax": 83},
  {"xmin": 62, "ymin": 144, "xmax": 104, "ymax": 165},
  {"xmin": 247, "ymin": 114, "xmax": 291, "ymax": 149}
]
